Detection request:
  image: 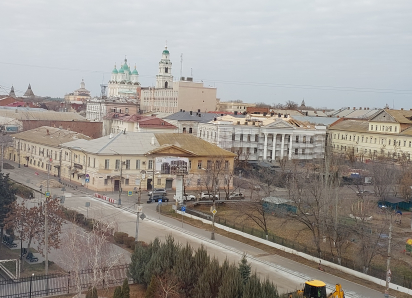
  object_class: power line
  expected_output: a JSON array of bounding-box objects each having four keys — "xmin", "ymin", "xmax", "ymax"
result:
[{"xmin": 1, "ymin": 61, "xmax": 412, "ymax": 95}]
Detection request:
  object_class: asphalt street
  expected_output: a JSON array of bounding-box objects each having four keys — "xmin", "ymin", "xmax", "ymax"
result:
[{"xmin": 2, "ymin": 161, "xmax": 388, "ymax": 297}]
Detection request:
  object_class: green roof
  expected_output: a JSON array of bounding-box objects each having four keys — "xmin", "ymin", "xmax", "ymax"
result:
[
  {"xmin": 112, "ymin": 67, "xmax": 118, "ymax": 74},
  {"xmin": 163, "ymin": 49, "xmax": 169, "ymax": 55},
  {"xmin": 118, "ymin": 67, "xmax": 124, "ymax": 74},
  {"xmin": 132, "ymin": 69, "xmax": 138, "ymax": 75}
]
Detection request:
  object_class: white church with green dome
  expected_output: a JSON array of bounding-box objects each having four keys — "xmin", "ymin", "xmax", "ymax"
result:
[{"xmin": 107, "ymin": 58, "xmax": 140, "ymax": 97}]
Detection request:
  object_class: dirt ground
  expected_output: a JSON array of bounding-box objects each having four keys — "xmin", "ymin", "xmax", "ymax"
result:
[
  {"xmin": 162, "ymin": 204, "xmax": 412, "ymax": 298},
  {"xmin": 55, "ymin": 284, "xmax": 146, "ymax": 298}
]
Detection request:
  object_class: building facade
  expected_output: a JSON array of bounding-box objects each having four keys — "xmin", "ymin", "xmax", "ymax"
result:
[
  {"xmin": 9, "ymin": 127, "xmax": 91, "ymax": 178},
  {"xmin": 198, "ymin": 114, "xmax": 326, "ymax": 162},
  {"xmin": 59, "ymin": 132, "xmax": 236, "ymax": 191},
  {"xmin": 108, "ymin": 58, "xmax": 140, "ymax": 98},
  {"xmin": 64, "ymin": 79, "xmax": 91, "ymax": 103},
  {"xmin": 140, "ymin": 47, "xmax": 217, "ymax": 113},
  {"xmin": 329, "ymin": 109, "xmax": 412, "ymax": 160}
]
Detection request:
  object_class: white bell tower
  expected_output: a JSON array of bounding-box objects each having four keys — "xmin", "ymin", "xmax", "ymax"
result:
[{"xmin": 156, "ymin": 46, "xmax": 173, "ymax": 89}]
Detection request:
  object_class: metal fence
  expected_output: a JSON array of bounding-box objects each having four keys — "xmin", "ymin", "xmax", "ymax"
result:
[
  {"xmin": 0, "ymin": 264, "xmax": 130, "ymax": 298},
  {"xmin": 216, "ymin": 216, "xmax": 412, "ymax": 290}
]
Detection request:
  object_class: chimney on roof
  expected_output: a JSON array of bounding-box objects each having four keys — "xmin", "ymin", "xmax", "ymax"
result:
[
  {"xmin": 180, "ymin": 109, "xmax": 182, "ymax": 112},
  {"xmin": 47, "ymin": 129, "xmax": 50, "ymax": 135},
  {"xmin": 214, "ymin": 118, "xmax": 217, "ymax": 121},
  {"xmin": 198, "ymin": 109, "xmax": 200, "ymax": 113},
  {"xmin": 234, "ymin": 111, "xmax": 238, "ymax": 115},
  {"xmin": 270, "ymin": 112, "xmax": 274, "ymax": 116},
  {"xmin": 353, "ymin": 107, "xmax": 355, "ymax": 110},
  {"xmin": 123, "ymin": 129, "xmax": 126, "ymax": 134},
  {"xmin": 183, "ymin": 110, "xmax": 185, "ymax": 112},
  {"xmin": 221, "ymin": 114, "xmax": 224, "ymax": 116},
  {"xmin": 401, "ymin": 108, "xmax": 404, "ymax": 110},
  {"xmin": 263, "ymin": 112, "xmax": 267, "ymax": 116},
  {"xmin": 151, "ymin": 137, "xmax": 155, "ymax": 145},
  {"xmin": 347, "ymin": 107, "xmax": 350, "ymax": 110},
  {"xmin": 198, "ymin": 114, "xmax": 201, "ymax": 117},
  {"xmin": 278, "ymin": 113, "xmax": 281, "ymax": 118},
  {"xmin": 190, "ymin": 111, "xmax": 192, "ymax": 115}
]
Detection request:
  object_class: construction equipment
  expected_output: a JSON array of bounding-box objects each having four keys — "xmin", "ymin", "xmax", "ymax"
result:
[{"xmin": 287, "ymin": 280, "xmax": 345, "ymax": 298}]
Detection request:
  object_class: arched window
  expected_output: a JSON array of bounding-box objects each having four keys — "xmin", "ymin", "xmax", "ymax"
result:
[
  {"xmin": 189, "ymin": 128, "xmax": 192, "ymax": 133},
  {"xmin": 165, "ymin": 67, "xmax": 168, "ymax": 73},
  {"xmin": 165, "ymin": 81, "xmax": 168, "ymax": 88}
]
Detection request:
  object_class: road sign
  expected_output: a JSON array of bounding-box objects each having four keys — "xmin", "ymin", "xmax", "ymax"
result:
[
  {"xmin": 85, "ymin": 174, "xmax": 90, "ymax": 178},
  {"xmin": 137, "ymin": 205, "xmax": 143, "ymax": 213},
  {"xmin": 212, "ymin": 208, "xmax": 217, "ymax": 215},
  {"xmin": 181, "ymin": 206, "xmax": 186, "ymax": 213},
  {"xmin": 140, "ymin": 213, "xmax": 146, "ymax": 220},
  {"xmin": 85, "ymin": 178, "xmax": 90, "ymax": 183},
  {"xmin": 45, "ymin": 191, "xmax": 50, "ymax": 197},
  {"xmin": 158, "ymin": 199, "xmax": 162, "ymax": 204},
  {"xmin": 128, "ymin": 191, "xmax": 133, "ymax": 196},
  {"xmin": 85, "ymin": 202, "xmax": 90, "ymax": 207}
]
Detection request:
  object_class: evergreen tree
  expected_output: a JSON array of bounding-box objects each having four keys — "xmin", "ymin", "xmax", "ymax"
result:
[
  {"xmin": 145, "ymin": 275, "xmax": 159, "ymax": 298},
  {"xmin": 260, "ymin": 279, "xmax": 279, "ymax": 298},
  {"xmin": 113, "ymin": 286, "xmax": 122, "ymax": 298},
  {"xmin": 238, "ymin": 254, "xmax": 251, "ymax": 285},
  {"xmin": 144, "ymin": 235, "xmax": 180, "ymax": 285},
  {"xmin": 122, "ymin": 278, "xmax": 130, "ymax": 298},
  {"xmin": 0, "ymin": 173, "xmax": 16, "ymax": 252},
  {"xmin": 218, "ymin": 265, "xmax": 243, "ymax": 298},
  {"xmin": 242, "ymin": 273, "xmax": 261, "ymax": 298},
  {"xmin": 174, "ymin": 243, "xmax": 195, "ymax": 297},
  {"xmin": 192, "ymin": 257, "xmax": 222, "ymax": 298},
  {"xmin": 129, "ymin": 238, "xmax": 160, "ymax": 285}
]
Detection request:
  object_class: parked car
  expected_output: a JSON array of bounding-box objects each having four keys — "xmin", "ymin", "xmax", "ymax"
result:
[
  {"xmin": 183, "ymin": 194, "xmax": 196, "ymax": 201},
  {"xmin": 356, "ymin": 190, "xmax": 375, "ymax": 196},
  {"xmin": 200, "ymin": 192, "xmax": 219, "ymax": 200},
  {"xmin": 150, "ymin": 195, "xmax": 169, "ymax": 202},
  {"xmin": 228, "ymin": 192, "xmax": 245, "ymax": 200},
  {"xmin": 148, "ymin": 188, "xmax": 167, "ymax": 196}
]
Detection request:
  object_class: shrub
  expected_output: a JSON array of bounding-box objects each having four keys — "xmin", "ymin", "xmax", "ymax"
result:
[
  {"xmin": 75, "ymin": 213, "xmax": 85, "ymax": 223},
  {"xmin": 114, "ymin": 232, "xmax": 128, "ymax": 244},
  {"xmin": 124, "ymin": 236, "xmax": 135, "ymax": 248}
]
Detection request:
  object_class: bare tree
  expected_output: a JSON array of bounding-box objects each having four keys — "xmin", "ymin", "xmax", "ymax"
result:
[
  {"xmin": 368, "ymin": 160, "xmax": 398, "ymax": 198},
  {"xmin": 5, "ymin": 197, "xmax": 63, "ymax": 270},
  {"xmin": 59, "ymin": 219, "xmax": 125, "ymax": 296}
]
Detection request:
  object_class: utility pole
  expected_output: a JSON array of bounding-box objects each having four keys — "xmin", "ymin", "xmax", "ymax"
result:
[
  {"xmin": 385, "ymin": 214, "xmax": 393, "ymax": 297},
  {"xmin": 45, "ymin": 157, "xmax": 50, "ymax": 294},
  {"xmin": 136, "ymin": 171, "xmax": 145, "ymax": 245},
  {"xmin": 18, "ymin": 140, "xmax": 20, "ymax": 168},
  {"xmin": 118, "ymin": 157, "xmax": 122, "ymax": 205}
]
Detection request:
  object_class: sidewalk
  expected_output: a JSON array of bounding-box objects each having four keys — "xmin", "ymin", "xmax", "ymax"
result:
[{"xmin": 2, "ymin": 160, "xmax": 139, "ymax": 205}]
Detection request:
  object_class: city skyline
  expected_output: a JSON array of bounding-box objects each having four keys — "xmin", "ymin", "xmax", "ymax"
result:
[{"xmin": 1, "ymin": 0, "xmax": 412, "ymax": 109}]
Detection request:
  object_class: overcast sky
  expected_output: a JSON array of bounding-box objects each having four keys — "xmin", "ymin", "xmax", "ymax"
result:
[{"xmin": 1, "ymin": 0, "xmax": 411, "ymax": 109}]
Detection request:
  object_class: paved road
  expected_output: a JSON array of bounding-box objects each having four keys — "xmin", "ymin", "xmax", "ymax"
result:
[{"xmin": 2, "ymin": 162, "xmax": 387, "ymax": 297}]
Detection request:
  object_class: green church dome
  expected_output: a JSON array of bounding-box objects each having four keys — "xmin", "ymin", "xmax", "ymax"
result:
[
  {"xmin": 119, "ymin": 67, "xmax": 124, "ymax": 74},
  {"xmin": 132, "ymin": 66, "xmax": 138, "ymax": 75},
  {"xmin": 112, "ymin": 65, "xmax": 118, "ymax": 74}
]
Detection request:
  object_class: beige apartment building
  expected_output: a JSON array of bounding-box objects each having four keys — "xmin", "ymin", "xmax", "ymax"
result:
[
  {"xmin": 329, "ymin": 109, "xmax": 412, "ymax": 160},
  {"xmin": 216, "ymin": 100, "xmax": 256, "ymax": 113},
  {"xmin": 9, "ymin": 126, "xmax": 91, "ymax": 177},
  {"xmin": 59, "ymin": 132, "xmax": 235, "ymax": 192}
]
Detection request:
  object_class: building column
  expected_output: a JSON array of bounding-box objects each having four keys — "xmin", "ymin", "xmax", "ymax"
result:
[
  {"xmin": 280, "ymin": 134, "xmax": 285, "ymax": 159},
  {"xmin": 289, "ymin": 133, "xmax": 293, "ymax": 160},
  {"xmin": 271, "ymin": 134, "xmax": 277, "ymax": 161},
  {"xmin": 263, "ymin": 133, "xmax": 268, "ymax": 160}
]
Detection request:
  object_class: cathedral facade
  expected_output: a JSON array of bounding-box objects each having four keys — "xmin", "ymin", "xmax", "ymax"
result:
[{"xmin": 107, "ymin": 58, "xmax": 140, "ymax": 98}]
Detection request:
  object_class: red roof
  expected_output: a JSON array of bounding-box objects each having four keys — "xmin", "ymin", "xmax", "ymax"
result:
[{"xmin": 104, "ymin": 113, "xmax": 177, "ymax": 129}]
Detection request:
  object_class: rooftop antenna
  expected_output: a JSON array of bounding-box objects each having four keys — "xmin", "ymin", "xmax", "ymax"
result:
[{"xmin": 180, "ymin": 53, "xmax": 183, "ymax": 79}]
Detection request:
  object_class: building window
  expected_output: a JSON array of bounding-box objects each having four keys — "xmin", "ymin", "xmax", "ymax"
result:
[
  {"xmin": 104, "ymin": 179, "xmax": 108, "ymax": 185},
  {"xmin": 310, "ymin": 137, "xmax": 314, "ymax": 143},
  {"xmin": 105, "ymin": 159, "xmax": 110, "ymax": 169},
  {"xmin": 125, "ymin": 179, "xmax": 129, "ymax": 185},
  {"xmin": 303, "ymin": 136, "xmax": 306, "ymax": 143},
  {"xmin": 88, "ymin": 157, "xmax": 90, "ymax": 167},
  {"xmin": 395, "ymin": 126, "xmax": 397, "ymax": 132},
  {"xmin": 157, "ymin": 178, "xmax": 161, "ymax": 185},
  {"xmin": 93, "ymin": 158, "xmax": 96, "ymax": 168},
  {"xmin": 125, "ymin": 159, "xmax": 130, "ymax": 169},
  {"xmin": 189, "ymin": 128, "xmax": 192, "ymax": 134},
  {"xmin": 255, "ymin": 135, "xmax": 259, "ymax": 142},
  {"xmin": 197, "ymin": 160, "xmax": 202, "ymax": 169},
  {"xmin": 302, "ymin": 149, "xmax": 305, "ymax": 155},
  {"xmin": 295, "ymin": 136, "xmax": 299, "ymax": 143},
  {"xmin": 410, "ymin": 141, "xmax": 411, "ymax": 147},
  {"xmin": 207, "ymin": 160, "xmax": 212, "ymax": 169},
  {"xmin": 294, "ymin": 148, "xmax": 298, "ymax": 155},
  {"xmin": 115, "ymin": 159, "xmax": 120, "ymax": 170},
  {"xmin": 197, "ymin": 179, "xmax": 201, "ymax": 186},
  {"xmin": 136, "ymin": 160, "xmax": 140, "ymax": 169},
  {"xmin": 148, "ymin": 160, "xmax": 153, "ymax": 170},
  {"xmin": 225, "ymin": 160, "xmax": 229, "ymax": 169},
  {"xmin": 254, "ymin": 148, "xmax": 257, "ymax": 153}
]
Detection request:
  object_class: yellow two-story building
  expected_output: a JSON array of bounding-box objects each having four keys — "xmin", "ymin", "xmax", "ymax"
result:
[
  {"xmin": 329, "ymin": 109, "xmax": 412, "ymax": 160},
  {"xmin": 60, "ymin": 131, "xmax": 236, "ymax": 192}
]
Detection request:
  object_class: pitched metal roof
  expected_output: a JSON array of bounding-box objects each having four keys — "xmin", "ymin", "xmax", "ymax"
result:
[
  {"xmin": 329, "ymin": 119, "xmax": 369, "ymax": 133},
  {"xmin": 0, "ymin": 107, "xmax": 86, "ymax": 121},
  {"xmin": 14, "ymin": 126, "xmax": 91, "ymax": 147},
  {"xmin": 164, "ymin": 111, "xmax": 218, "ymax": 123},
  {"xmin": 62, "ymin": 132, "xmax": 236, "ymax": 157}
]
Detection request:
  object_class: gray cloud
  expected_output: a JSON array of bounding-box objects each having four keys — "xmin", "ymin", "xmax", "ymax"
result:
[{"xmin": 0, "ymin": 0, "xmax": 411, "ymax": 108}]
